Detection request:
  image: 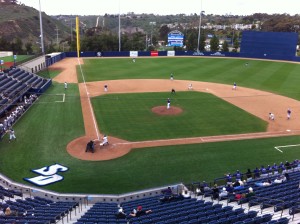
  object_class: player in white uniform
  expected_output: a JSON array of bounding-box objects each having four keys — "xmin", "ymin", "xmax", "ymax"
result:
[
  {"xmin": 100, "ymin": 135, "xmax": 108, "ymax": 146},
  {"xmin": 167, "ymin": 98, "xmax": 171, "ymax": 109},
  {"xmin": 232, "ymin": 82, "xmax": 237, "ymax": 90},
  {"xmin": 269, "ymin": 113, "xmax": 275, "ymax": 120},
  {"xmin": 8, "ymin": 129, "xmax": 16, "ymax": 142},
  {"xmin": 64, "ymin": 82, "xmax": 68, "ymax": 90},
  {"xmin": 188, "ymin": 83, "xmax": 193, "ymax": 90},
  {"xmin": 287, "ymin": 108, "xmax": 291, "ymax": 119}
]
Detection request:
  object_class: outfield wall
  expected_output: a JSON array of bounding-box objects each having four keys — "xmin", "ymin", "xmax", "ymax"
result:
[{"xmin": 63, "ymin": 51, "xmax": 300, "ymax": 62}]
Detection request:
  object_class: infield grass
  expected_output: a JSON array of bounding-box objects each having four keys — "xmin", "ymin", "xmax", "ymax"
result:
[{"xmin": 91, "ymin": 91, "xmax": 266, "ymax": 141}]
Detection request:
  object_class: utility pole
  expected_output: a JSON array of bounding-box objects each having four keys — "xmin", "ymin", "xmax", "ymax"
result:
[{"xmin": 55, "ymin": 26, "xmax": 59, "ymax": 47}]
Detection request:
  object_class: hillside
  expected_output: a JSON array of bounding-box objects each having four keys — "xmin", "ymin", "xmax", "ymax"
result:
[{"xmin": 0, "ymin": 3, "xmax": 70, "ymax": 46}]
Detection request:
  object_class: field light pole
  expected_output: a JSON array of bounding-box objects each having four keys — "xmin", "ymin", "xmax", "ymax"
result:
[
  {"xmin": 197, "ymin": 10, "xmax": 205, "ymax": 52},
  {"xmin": 38, "ymin": 0, "xmax": 45, "ymax": 54},
  {"xmin": 197, "ymin": 0, "xmax": 204, "ymax": 52},
  {"xmin": 118, "ymin": 0, "xmax": 121, "ymax": 52},
  {"xmin": 150, "ymin": 22, "xmax": 156, "ymax": 46}
]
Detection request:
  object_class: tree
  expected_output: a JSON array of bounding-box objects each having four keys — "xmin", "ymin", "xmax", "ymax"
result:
[
  {"xmin": 210, "ymin": 35, "xmax": 219, "ymax": 52},
  {"xmin": 233, "ymin": 37, "xmax": 239, "ymax": 51},
  {"xmin": 159, "ymin": 25, "xmax": 171, "ymax": 42},
  {"xmin": 199, "ymin": 31, "xmax": 206, "ymax": 51},
  {"xmin": 25, "ymin": 42, "xmax": 33, "ymax": 55},
  {"xmin": 185, "ymin": 29, "xmax": 198, "ymax": 51},
  {"xmin": 222, "ymin": 40, "xmax": 229, "ymax": 52}
]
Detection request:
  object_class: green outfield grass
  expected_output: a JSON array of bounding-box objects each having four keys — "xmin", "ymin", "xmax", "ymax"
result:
[
  {"xmin": 1, "ymin": 57, "xmax": 300, "ymax": 194},
  {"xmin": 91, "ymin": 91, "xmax": 266, "ymax": 141},
  {"xmin": 79, "ymin": 58, "xmax": 300, "ymax": 100}
]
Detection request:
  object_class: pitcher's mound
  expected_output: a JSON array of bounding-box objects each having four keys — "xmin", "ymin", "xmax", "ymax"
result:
[{"xmin": 152, "ymin": 106, "xmax": 183, "ymax": 115}]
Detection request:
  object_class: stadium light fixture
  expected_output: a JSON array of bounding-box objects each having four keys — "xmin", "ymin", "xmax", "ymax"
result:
[{"xmin": 197, "ymin": 0, "xmax": 205, "ymax": 52}]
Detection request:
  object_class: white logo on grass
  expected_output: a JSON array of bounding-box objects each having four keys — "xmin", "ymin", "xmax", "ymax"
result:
[{"xmin": 24, "ymin": 163, "xmax": 69, "ymax": 186}]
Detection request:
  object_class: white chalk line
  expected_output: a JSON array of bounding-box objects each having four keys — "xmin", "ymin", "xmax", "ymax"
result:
[
  {"xmin": 55, "ymin": 94, "xmax": 65, "ymax": 103},
  {"xmin": 112, "ymin": 131, "xmax": 298, "ymax": 147},
  {"xmin": 274, "ymin": 144, "xmax": 300, "ymax": 153}
]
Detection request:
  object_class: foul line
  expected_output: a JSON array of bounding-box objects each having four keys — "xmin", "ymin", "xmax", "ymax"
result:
[
  {"xmin": 55, "ymin": 94, "xmax": 65, "ymax": 103},
  {"xmin": 274, "ymin": 144, "xmax": 300, "ymax": 153},
  {"xmin": 77, "ymin": 58, "xmax": 100, "ymax": 140}
]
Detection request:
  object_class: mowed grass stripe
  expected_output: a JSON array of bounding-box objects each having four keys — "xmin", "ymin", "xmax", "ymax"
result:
[
  {"xmin": 91, "ymin": 92, "xmax": 267, "ymax": 141},
  {"xmin": 80, "ymin": 58, "xmax": 300, "ymax": 99}
]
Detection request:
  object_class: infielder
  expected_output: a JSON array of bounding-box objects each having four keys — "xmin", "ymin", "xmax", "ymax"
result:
[
  {"xmin": 167, "ymin": 98, "xmax": 171, "ymax": 109},
  {"xmin": 232, "ymin": 82, "xmax": 237, "ymax": 90},
  {"xmin": 104, "ymin": 84, "xmax": 108, "ymax": 92},
  {"xmin": 64, "ymin": 82, "xmax": 68, "ymax": 90},
  {"xmin": 269, "ymin": 113, "xmax": 275, "ymax": 120},
  {"xmin": 287, "ymin": 108, "xmax": 291, "ymax": 119}
]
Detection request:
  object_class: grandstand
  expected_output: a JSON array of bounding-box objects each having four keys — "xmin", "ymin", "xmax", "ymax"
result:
[
  {"xmin": 0, "ymin": 161, "xmax": 300, "ymax": 223},
  {"xmin": 0, "ymin": 67, "xmax": 51, "ymax": 138}
]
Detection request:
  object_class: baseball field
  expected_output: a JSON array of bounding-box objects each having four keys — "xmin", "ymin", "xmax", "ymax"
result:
[{"xmin": 1, "ymin": 57, "xmax": 300, "ymax": 194}]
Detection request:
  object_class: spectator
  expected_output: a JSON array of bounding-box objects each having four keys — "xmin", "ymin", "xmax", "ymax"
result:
[
  {"xmin": 226, "ymin": 184, "xmax": 234, "ymax": 194},
  {"xmin": 272, "ymin": 163, "xmax": 279, "ymax": 175},
  {"xmin": 115, "ymin": 207, "xmax": 126, "ymax": 219},
  {"xmin": 182, "ymin": 190, "xmax": 191, "ymax": 199},
  {"xmin": 260, "ymin": 165, "xmax": 268, "ymax": 177},
  {"xmin": 245, "ymin": 168, "xmax": 252, "ymax": 181},
  {"xmin": 225, "ymin": 173, "xmax": 233, "ymax": 185},
  {"xmin": 129, "ymin": 206, "xmax": 152, "ymax": 217},
  {"xmin": 284, "ymin": 172, "xmax": 290, "ymax": 181},
  {"xmin": 285, "ymin": 161, "xmax": 291, "ymax": 170},
  {"xmin": 5, "ymin": 207, "xmax": 11, "ymax": 216},
  {"xmin": 245, "ymin": 187, "xmax": 255, "ymax": 198},
  {"xmin": 219, "ymin": 187, "xmax": 228, "ymax": 198},
  {"xmin": 253, "ymin": 167, "xmax": 260, "ymax": 179},
  {"xmin": 274, "ymin": 175, "xmax": 286, "ymax": 184},
  {"xmin": 235, "ymin": 170, "xmax": 242, "ymax": 181},
  {"xmin": 161, "ymin": 186, "xmax": 172, "ymax": 195},
  {"xmin": 255, "ymin": 179, "xmax": 272, "ymax": 187},
  {"xmin": 212, "ymin": 184, "xmax": 219, "ymax": 200}
]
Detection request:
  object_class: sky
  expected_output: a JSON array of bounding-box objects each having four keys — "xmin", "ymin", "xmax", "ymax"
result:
[{"xmin": 18, "ymin": 0, "xmax": 299, "ymax": 16}]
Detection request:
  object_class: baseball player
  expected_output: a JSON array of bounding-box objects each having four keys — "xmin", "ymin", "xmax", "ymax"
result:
[
  {"xmin": 188, "ymin": 83, "xmax": 193, "ymax": 90},
  {"xmin": 232, "ymin": 82, "xmax": 237, "ymax": 90},
  {"xmin": 167, "ymin": 98, "xmax": 171, "ymax": 109},
  {"xmin": 100, "ymin": 134, "xmax": 108, "ymax": 146},
  {"xmin": 287, "ymin": 108, "xmax": 291, "ymax": 119},
  {"xmin": 269, "ymin": 112, "xmax": 275, "ymax": 120},
  {"xmin": 8, "ymin": 128, "xmax": 16, "ymax": 143},
  {"xmin": 64, "ymin": 82, "xmax": 68, "ymax": 90},
  {"xmin": 104, "ymin": 84, "xmax": 108, "ymax": 92},
  {"xmin": 170, "ymin": 73, "xmax": 174, "ymax": 81}
]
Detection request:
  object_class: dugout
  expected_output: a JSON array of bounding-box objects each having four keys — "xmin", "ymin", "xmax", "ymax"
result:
[{"xmin": 240, "ymin": 31, "xmax": 298, "ymax": 61}]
